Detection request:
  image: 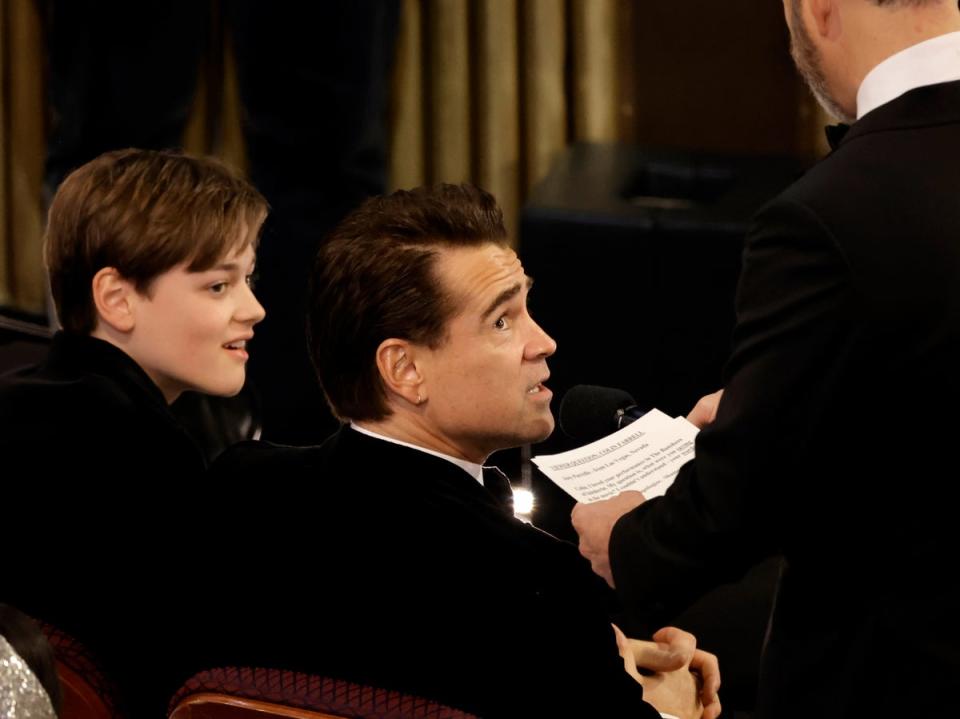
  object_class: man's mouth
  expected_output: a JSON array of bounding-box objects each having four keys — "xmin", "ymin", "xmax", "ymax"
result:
[{"xmin": 527, "ymin": 376, "xmax": 550, "ymax": 394}]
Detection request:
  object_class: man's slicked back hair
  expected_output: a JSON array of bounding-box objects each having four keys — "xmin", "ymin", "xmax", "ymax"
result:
[{"xmin": 308, "ymin": 183, "xmax": 508, "ymax": 422}]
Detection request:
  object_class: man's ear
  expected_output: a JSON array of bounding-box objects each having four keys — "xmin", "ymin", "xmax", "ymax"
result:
[
  {"xmin": 375, "ymin": 338, "xmax": 425, "ymax": 408},
  {"xmin": 807, "ymin": 0, "xmax": 839, "ymax": 40},
  {"xmin": 91, "ymin": 267, "xmax": 137, "ymax": 333}
]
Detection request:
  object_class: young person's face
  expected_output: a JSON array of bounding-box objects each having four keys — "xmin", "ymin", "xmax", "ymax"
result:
[
  {"xmin": 415, "ymin": 243, "xmax": 557, "ymax": 463},
  {"xmin": 127, "ymin": 242, "xmax": 265, "ymax": 403}
]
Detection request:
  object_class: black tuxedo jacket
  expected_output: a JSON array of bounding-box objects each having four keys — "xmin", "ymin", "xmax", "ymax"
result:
[
  {"xmin": 213, "ymin": 427, "xmax": 658, "ymax": 718},
  {"xmin": 1, "ymin": 332, "xmax": 210, "ymax": 716},
  {"xmin": 610, "ymin": 80, "xmax": 960, "ymax": 718}
]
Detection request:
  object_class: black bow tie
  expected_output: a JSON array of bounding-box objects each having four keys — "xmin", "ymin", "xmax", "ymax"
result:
[
  {"xmin": 482, "ymin": 466, "xmax": 515, "ymax": 516},
  {"xmin": 825, "ymin": 123, "xmax": 851, "ymax": 151}
]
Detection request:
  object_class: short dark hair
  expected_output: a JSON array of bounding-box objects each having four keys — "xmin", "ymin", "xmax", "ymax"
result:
[
  {"xmin": 308, "ymin": 183, "xmax": 508, "ymax": 422},
  {"xmin": 46, "ymin": 149, "xmax": 268, "ymax": 334}
]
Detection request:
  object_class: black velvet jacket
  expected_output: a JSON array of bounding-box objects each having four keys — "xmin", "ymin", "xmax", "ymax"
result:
[{"xmin": 211, "ymin": 427, "xmax": 658, "ymax": 718}]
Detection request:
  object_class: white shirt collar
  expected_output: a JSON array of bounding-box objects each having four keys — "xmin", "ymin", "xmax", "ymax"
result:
[
  {"xmin": 350, "ymin": 422, "xmax": 485, "ymax": 484},
  {"xmin": 857, "ymin": 31, "xmax": 960, "ymax": 119}
]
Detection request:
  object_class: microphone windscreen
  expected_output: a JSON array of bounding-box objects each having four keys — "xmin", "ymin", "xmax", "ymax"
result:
[{"xmin": 559, "ymin": 384, "xmax": 637, "ymax": 444}]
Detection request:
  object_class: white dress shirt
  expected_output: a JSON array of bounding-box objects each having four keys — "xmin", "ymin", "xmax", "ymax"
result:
[
  {"xmin": 350, "ymin": 422, "xmax": 485, "ymax": 484},
  {"xmin": 857, "ymin": 31, "xmax": 960, "ymax": 119}
]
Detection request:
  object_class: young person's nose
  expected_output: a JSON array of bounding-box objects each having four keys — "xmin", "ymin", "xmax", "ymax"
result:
[{"xmin": 237, "ymin": 284, "xmax": 266, "ymax": 325}]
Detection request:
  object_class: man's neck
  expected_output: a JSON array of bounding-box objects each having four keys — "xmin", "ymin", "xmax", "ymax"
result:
[
  {"xmin": 355, "ymin": 413, "xmax": 489, "ymax": 465},
  {"xmin": 350, "ymin": 423, "xmax": 487, "ymax": 485},
  {"xmin": 850, "ymin": 3, "xmax": 960, "ymax": 98}
]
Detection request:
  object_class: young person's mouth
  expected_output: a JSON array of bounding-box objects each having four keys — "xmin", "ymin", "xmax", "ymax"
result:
[{"xmin": 223, "ymin": 337, "xmax": 251, "ymax": 359}]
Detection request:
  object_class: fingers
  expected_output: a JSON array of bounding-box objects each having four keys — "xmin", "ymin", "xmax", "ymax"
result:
[
  {"xmin": 691, "ymin": 648, "xmax": 721, "ymax": 719},
  {"xmin": 571, "ymin": 492, "xmax": 646, "ymax": 587},
  {"xmin": 611, "ymin": 624, "xmax": 643, "ymax": 683},
  {"xmin": 628, "ymin": 637, "xmax": 687, "ymax": 672},
  {"xmin": 702, "ymin": 695, "xmax": 722, "ymax": 719},
  {"xmin": 570, "ymin": 491, "xmax": 646, "ymax": 530},
  {"xmin": 651, "ymin": 626, "xmax": 696, "ymax": 666},
  {"xmin": 685, "ymin": 389, "xmax": 724, "ymax": 429},
  {"xmin": 614, "ymin": 490, "xmax": 646, "ymax": 507},
  {"xmin": 611, "ymin": 623, "xmax": 629, "ymax": 655},
  {"xmin": 651, "ymin": 627, "xmax": 722, "ymax": 719},
  {"xmin": 591, "ymin": 558, "xmax": 615, "ymax": 588}
]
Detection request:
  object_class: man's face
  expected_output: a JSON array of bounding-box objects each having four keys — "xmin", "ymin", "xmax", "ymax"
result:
[
  {"xmin": 126, "ymin": 241, "xmax": 265, "ymax": 403},
  {"xmin": 785, "ymin": 0, "xmax": 855, "ymax": 123},
  {"xmin": 416, "ymin": 243, "xmax": 557, "ymax": 463}
]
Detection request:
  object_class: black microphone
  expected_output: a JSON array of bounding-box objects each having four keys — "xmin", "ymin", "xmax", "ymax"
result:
[{"xmin": 559, "ymin": 385, "xmax": 650, "ymax": 444}]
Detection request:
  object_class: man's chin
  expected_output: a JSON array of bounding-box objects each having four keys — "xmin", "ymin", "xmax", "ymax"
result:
[
  {"xmin": 527, "ymin": 417, "xmax": 555, "ymax": 445},
  {"xmin": 496, "ymin": 422, "xmax": 555, "ymax": 452}
]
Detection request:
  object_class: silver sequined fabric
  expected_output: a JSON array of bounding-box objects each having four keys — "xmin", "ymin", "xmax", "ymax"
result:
[{"xmin": 0, "ymin": 635, "xmax": 56, "ymax": 719}]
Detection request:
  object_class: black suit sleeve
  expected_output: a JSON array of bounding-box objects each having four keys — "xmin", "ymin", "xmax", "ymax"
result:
[{"xmin": 610, "ymin": 199, "xmax": 859, "ymax": 619}]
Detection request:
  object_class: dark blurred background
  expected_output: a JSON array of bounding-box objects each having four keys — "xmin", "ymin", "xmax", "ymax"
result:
[{"xmin": 1, "ymin": 3, "xmax": 831, "ymax": 712}]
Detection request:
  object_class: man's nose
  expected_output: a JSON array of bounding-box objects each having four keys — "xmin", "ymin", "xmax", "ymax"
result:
[{"xmin": 527, "ymin": 318, "xmax": 557, "ymax": 359}]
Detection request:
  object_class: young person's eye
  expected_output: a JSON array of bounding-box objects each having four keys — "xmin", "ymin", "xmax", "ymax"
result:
[
  {"xmin": 209, "ymin": 282, "xmax": 229, "ymax": 295},
  {"xmin": 494, "ymin": 316, "xmax": 510, "ymax": 331},
  {"xmin": 245, "ymin": 271, "xmax": 259, "ymax": 290}
]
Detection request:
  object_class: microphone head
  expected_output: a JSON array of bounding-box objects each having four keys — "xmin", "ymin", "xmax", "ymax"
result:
[{"xmin": 559, "ymin": 384, "xmax": 637, "ymax": 444}]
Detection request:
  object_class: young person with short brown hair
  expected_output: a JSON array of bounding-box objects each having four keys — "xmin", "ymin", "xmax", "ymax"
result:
[{"xmin": 1, "ymin": 148, "xmax": 267, "ymax": 471}]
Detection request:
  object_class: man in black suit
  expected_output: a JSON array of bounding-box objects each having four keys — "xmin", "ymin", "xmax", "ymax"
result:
[
  {"xmin": 215, "ymin": 184, "xmax": 720, "ymax": 719},
  {"xmin": 572, "ymin": 1, "xmax": 960, "ymax": 717}
]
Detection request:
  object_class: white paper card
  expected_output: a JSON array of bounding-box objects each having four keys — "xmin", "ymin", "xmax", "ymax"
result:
[{"xmin": 531, "ymin": 409, "xmax": 698, "ymax": 503}]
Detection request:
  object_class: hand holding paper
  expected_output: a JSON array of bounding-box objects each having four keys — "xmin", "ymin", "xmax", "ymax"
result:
[
  {"xmin": 571, "ymin": 491, "xmax": 645, "ymax": 585},
  {"xmin": 553, "ymin": 395, "xmax": 713, "ymax": 586},
  {"xmin": 685, "ymin": 389, "xmax": 723, "ymax": 430},
  {"xmin": 533, "ymin": 408, "xmax": 698, "ymax": 504}
]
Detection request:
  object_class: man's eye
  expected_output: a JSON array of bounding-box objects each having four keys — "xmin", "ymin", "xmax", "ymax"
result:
[{"xmin": 494, "ymin": 316, "xmax": 509, "ymax": 330}]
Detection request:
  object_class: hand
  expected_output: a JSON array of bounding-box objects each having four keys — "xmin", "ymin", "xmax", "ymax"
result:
[
  {"xmin": 571, "ymin": 491, "xmax": 645, "ymax": 587},
  {"xmin": 617, "ymin": 626, "xmax": 721, "ymax": 719},
  {"xmin": 612, "ymin": 623, "xmax": 644, "ymax": 683},
  {"xmin": 685, "ymin": 389, "xmax": 723, "ymax": 429}
]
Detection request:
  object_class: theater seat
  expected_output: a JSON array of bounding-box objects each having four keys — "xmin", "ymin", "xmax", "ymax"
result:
[
  {"xmin": 168, "ymin": 668, "xmax": 478, "ymax": 719},
  {"xmin": 40, "ymin": 623, "xmax": 119, "ymax": 719}
]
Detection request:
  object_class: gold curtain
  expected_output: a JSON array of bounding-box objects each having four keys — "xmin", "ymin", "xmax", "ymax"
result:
[
  {"xmin": 1, "ymin": 0, "xmax": 829, "ymax": 315},
  {"xmin": 182, "ymin": 13, "xmax": 247, "ymax": 174},
  {"xmin": 0, "ymin": 0, "xmax": 244, "ymax": 315},
  {"xmin": 390, "ymin": 0, "xmax": 625, "ymax": 239},
  {"xmin": 0, "ymin": 0, "xmax": 45, "ymax": 313}
]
